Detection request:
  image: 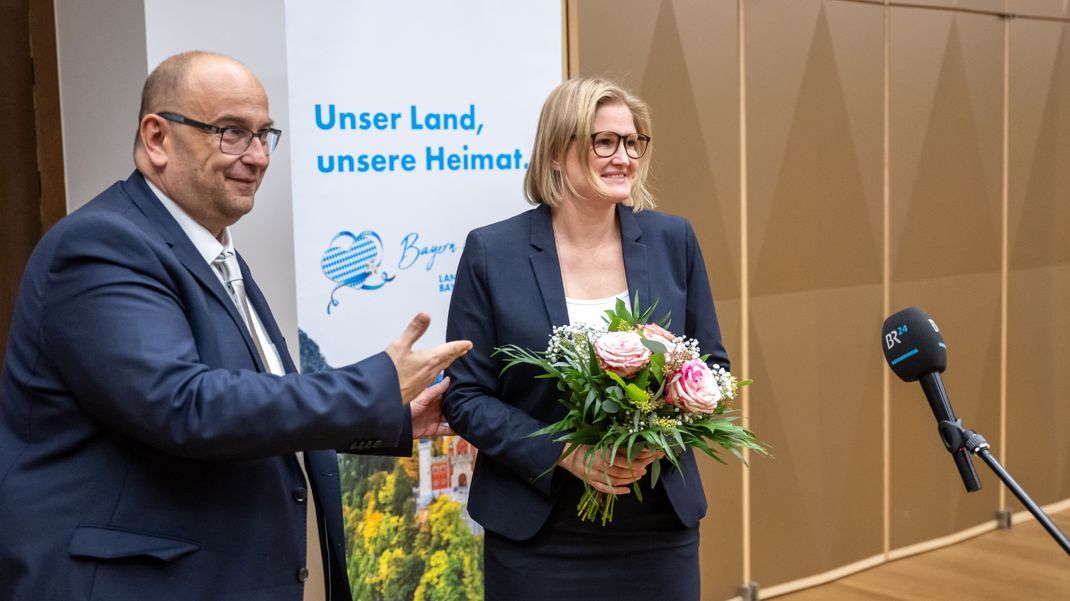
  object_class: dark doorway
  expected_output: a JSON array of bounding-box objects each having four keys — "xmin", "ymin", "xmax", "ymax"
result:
[{"xmin": 0, "ymin": 0, "xmax": 64, "ymax": 365}]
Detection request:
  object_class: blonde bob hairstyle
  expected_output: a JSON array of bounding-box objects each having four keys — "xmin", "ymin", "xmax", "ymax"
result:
[{"xmin": 523, "ymin": 77, "xmax": 655, "ymax": 211}]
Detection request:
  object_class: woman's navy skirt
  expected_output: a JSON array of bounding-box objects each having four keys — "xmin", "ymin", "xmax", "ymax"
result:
[{"xmin": 483, "ymin": 476, "xmax": 701, "ymax": 601}]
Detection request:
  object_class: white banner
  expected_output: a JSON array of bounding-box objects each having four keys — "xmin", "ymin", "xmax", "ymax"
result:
[{"xmin": 285, "ymin": 0, "xmax": 562, "ymax": 367}]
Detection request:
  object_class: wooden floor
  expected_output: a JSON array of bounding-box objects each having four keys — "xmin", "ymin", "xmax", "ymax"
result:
[{"xmin": 772, "ymin": 509, "xmax": 1070, "ymax": 600}]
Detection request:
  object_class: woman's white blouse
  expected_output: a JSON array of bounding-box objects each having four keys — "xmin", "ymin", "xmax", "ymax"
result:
[{"xmin": 565, "ymin": 290, "xmax": 630, "ymax": 327}]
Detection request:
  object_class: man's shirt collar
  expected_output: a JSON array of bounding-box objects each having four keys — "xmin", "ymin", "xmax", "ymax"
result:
[{"xmin": 144, "ymin": 179, "xmax": 235, "ymax": 264}]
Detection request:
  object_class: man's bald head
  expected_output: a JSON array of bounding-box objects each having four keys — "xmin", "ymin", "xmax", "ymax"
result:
[{"xmin": 139, "ymin": 51, "xmax": 245, "ymax": 119}]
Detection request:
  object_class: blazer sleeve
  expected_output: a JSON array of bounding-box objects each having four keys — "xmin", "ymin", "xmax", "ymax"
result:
[
  {"xmin": 683, "ymin": 220, "xmax": 731, "ymax": 371},
  {"xmin": 41, "ymin": 213, "xmax": 409, "ymax": 461},
  {"xmin": 443, "ymin": 230, "xmax": 564, "ymax": 495}
]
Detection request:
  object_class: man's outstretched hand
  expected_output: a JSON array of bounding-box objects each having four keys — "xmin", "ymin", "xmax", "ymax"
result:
[{"xmin": 385, "ymin": 313, "xmax": 471, "ymax": 404}]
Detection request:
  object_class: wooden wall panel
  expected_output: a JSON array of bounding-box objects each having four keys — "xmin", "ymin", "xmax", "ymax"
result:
[
  {"xmin": 1009, "ymin": 0, "xmax": 1070, "ymax": 18},
  {"xmin": 888, "ymin": 7, "xmax": 1004, "ymax": 548},
  {"xmin": 0, "ymin": 0, "xmax": 43, "ymax": 366},
  {"xmin": 903, "ymin": 0, "xmax": 1004, "ymax": 12},
  {"xmin": 1007, "ymin": 16, "xmax": 1070, "ymax": 509},
  {"xmin": 746, "ymin": 0, "xmax": 885, "ymax": 587},
  {"xmin": 30, "ymin": 0, "xmax": 66, "ymax": 230}
]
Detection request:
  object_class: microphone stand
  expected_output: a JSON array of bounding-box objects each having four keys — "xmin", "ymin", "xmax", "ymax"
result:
[{"xmin": 937, "ymin": 419, "xmax": 1070, "ymax": 556}]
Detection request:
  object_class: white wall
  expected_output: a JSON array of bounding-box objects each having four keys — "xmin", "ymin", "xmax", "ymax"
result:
[
  {"xmin": 55, "ymin": 0, "xmax": 300, "ymax": 362},
  {"xmin": 55, "ymin": 0, "xmax": 147, "ymax": 207}
]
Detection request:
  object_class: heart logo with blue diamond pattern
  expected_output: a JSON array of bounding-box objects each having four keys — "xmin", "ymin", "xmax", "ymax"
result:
[{"xmin": 321, "ymin": 230, "xmax": 395, "ymax": 313}]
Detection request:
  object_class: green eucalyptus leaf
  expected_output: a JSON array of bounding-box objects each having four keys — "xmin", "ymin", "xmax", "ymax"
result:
[
  {"xmin": 650, "ymin": 458, "xmax": 662, "ymax": 488},
  {"xmin": 649, "ymin": 354, "xmax": 665, "ymax": 383},
  {"xmin": 641, "ymin": 338, "xmax": 667, "ymax": 354}
]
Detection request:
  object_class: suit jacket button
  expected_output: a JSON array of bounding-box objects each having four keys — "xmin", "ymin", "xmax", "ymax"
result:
[
  {"xmin": 297, "ymin": 567, "xmax": 309, "ymax": 582},
  {"xmin": 293, "ymin": 487, "xmax": 307, "ymax": 503}
]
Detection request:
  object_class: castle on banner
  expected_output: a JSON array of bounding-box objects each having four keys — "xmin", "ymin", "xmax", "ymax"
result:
[{"xmin": 416, "ymin": 436, "xmax": 481, "ymax": 533}]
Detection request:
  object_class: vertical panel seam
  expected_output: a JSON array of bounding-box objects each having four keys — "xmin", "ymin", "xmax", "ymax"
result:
[
  {"xmin": 738, "ymin": 0, "xmax": 751, "ymax": 587},
  {"xmin": 999, "ymin": 1, "xmax": 1010, "ymax": 512},
  {"xmin": 883, "ymin": 0, "xmax": 892, "ymax": 560},
  {"xmin": 562, "ymin": 0, "xmax": 573, "ymax": 79}
]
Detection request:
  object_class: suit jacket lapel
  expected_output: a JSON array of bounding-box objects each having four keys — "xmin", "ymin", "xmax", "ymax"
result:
[
  {"xmin": 618, "ymin": 205, "xmax": 651, "ymax": 315},
  {"xmin": 529, "ymin": 203, "xmax": 651, "ymax": 327},
  {"xmin": 123, "ymin": 171, "xmax": 266, "ymax": 371},
  {"xmin": 529, "ymin": 204, "xmax": 569, "ymax": 328}
]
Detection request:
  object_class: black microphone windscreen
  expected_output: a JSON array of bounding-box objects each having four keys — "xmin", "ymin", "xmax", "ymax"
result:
[{"xmin": 881, "ymin": 307, "xmax": 946, "ymax": 381}]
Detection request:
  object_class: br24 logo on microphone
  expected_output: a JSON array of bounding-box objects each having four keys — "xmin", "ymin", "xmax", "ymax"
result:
[
  {"xmin": 884, "ymin": 318, "xmax": 939, "ymax": 350},
  {"xmin": 884, "ymin": 324, "xmax": 908, "ymax": 350}
]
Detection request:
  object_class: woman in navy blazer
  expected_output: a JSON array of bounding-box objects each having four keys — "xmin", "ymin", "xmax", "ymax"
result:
[{"xmin": 444, "ymin": 78, "xmax": 729, "ymax": 600}]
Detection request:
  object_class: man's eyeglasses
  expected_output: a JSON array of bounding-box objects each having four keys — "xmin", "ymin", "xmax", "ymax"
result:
[
  {"xmin": 156, "ymin": 112, "xmax": 282, "ymax": 156},
  {"xmin": 590, "ymin": 131, "xmax": 651, "ymax": 159}
]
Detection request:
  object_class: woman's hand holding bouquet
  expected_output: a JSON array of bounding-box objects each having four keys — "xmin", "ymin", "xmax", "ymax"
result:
[{"xmin": 495, "ymin": 297, "xmax": 766, "ymax": 525}]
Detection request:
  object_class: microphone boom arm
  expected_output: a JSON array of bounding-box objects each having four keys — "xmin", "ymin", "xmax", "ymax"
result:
[{"xmin": 940, "ymin": 419, "xmax": 1070, "ymax": 556}]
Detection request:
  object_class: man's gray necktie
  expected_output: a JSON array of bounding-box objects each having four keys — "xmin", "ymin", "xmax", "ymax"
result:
[{"xmin": 212, "ymin": 250, "xmax": 270, "ymax": 369}]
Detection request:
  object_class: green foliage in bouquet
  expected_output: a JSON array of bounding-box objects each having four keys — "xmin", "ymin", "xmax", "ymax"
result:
[{"xmin": 495, "ymin": 296, "xmax": 766, "ymax": 525}]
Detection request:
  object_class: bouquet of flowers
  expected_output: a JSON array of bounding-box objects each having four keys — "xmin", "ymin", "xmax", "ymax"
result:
[{"xmin": 495, "ymin": 298, "xmax": 765, "ymax": 525}]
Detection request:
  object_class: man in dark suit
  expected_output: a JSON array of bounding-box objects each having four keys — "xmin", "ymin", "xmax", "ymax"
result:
[{"xmin": 0, "ymin": 51, "xmax": 470, "ymax": 601}]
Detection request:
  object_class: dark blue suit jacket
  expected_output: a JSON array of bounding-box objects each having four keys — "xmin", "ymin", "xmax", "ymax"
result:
[
  {"xmin": 444, "ymin": 203, "xmax": 729, "ymax": 541},
  {"xmin": 0, "ymin": 172, "xmax": 410, "ymax": 601}
]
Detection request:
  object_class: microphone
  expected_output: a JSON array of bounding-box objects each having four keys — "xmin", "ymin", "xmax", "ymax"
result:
[{"xmin": 882, "ymin": 307, "xmax": 982, "ymax": 492}]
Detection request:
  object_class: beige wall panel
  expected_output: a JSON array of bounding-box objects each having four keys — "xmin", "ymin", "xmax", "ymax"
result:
[
  {"xmin": 889, "ymin": 9, "xmax": 1003, "ymax": 548},
  {"xmin": 897, "ymin": 0, "xmax": 1005, "ymax": 12},
  {"xmin": 575, "ymin": 2, "xmax": 744, "ymax": 598},
  {"xmin": 658, "ymin": 1, "xmax": 742, "ymax": 303},
  {"xmin": 1007, "ymin": 0, "xmax": 1070, "ymax": 18},
  {"xmin": 747, "ymin": 0, "xmax": 884, "ymax": 587},
  {"xmin": 573, "ymin": 0, "xmax": 660, "ymax": 84},
  {"xmin": 1005, "ymin": 21, "xmax": 1061, "ymax": 179},
  {"xmin": 1005, "ymin": 269, "xmax": 1070, "ymax": 503},
  {"xmin": 747, "ymin": 1, "xmax": 884, "ymax": 297},
  {"xmin": 1007, "ymin": 19, "xmax": 1070, "ymax": 508},
  {"xmin": 748, "ymin": 287, "xmax": 885, "ymax": 585}
]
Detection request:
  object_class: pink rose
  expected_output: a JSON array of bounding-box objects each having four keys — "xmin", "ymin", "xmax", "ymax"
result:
[
  {"xmin": 666, "ymin": 359, "xmax": 722, "ymax": 413},
  {"xmin": 594, "ymin": 331, "xmax": 651, "ymax": 377},
  {"xmin": 640, "ymin": 323, "xmax": 676, "ymax": 351}
]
